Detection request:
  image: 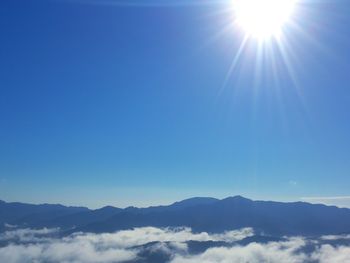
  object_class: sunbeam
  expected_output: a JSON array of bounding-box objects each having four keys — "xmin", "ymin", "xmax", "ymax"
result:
[{"xmin": 232, "ymin": 0, "xmax": 297, "ymax": 40}]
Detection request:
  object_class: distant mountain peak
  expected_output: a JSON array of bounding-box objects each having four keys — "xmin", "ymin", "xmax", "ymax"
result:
[
  {"xmin": 170, "ymin": 197, "xmax": 219, "ymax": 208},
  {"xmin": 223, "ymin": 195, "xmax": 252, "ymax": 202}
]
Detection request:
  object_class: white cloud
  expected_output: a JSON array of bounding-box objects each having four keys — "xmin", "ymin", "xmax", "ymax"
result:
[
  {"xmin": 321, "ymin": 234, "xmax": 350, "ymax": 241},
  {"xmin": 0, "ymin": 227, "xmax": 253, "ymax": 263},
  {"xmin": 1, "ymin": 227, "xmax": 350, "ymax": 263},
  {"xmin": 4, "ymin": 223, "xmax": 17, "ymax": 228},
  {"xmin": 0, "ymin": 243, "xmax": 136, "ymax": 263},
  {"xmin": 170, "ymin": 238, "xmax": 307, "ymax": 263},
  {"xmin": 0, "ymin": 227, "xmax": 59, "ymax": 242},
  {"xmin": 68, "ymin": 227, "xmax": 254, "ymax": 249},
  {"xmin": 312, "ymin": 245, "xmax": 350, "ymax": 263}
]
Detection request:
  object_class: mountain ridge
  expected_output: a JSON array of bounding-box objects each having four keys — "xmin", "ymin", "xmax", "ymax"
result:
[{"xmin": 1, "ymin": 196, "xmax": 350, "ymax": 237}]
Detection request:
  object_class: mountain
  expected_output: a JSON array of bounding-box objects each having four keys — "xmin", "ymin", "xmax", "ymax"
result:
[
  {"xmin": 0, "ymin": 200, "xmax": 89, "ymax": 227},
  {"xmin": 166, "ymin": 197, "xmax": 219, "ymax": 209},
  {"xmin": 2, "ymin": 196, "xmax": 350, "ymax": 236},
  {"xmin": 41, "ymin": 205, "xmax": 123, "ymax": 229}
]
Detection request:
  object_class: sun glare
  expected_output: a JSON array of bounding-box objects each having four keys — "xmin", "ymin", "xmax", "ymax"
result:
[{"xmin": 232, "ymin": 0, "xmax": 296, "ymax": 39}]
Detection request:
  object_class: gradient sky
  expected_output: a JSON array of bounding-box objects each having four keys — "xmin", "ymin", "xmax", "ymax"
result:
[{"xmin": 1, "ymin": 0, "xmax": 350, "ymax": 208}]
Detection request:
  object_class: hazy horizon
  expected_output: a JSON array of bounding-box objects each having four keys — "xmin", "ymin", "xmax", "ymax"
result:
[{"xmin": 2, "ymin": 194, "xmax": 350, "ymax": 210}]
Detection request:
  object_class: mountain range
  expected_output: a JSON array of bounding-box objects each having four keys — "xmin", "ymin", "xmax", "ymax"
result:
[{"xmin": 2, "ymin": 196, "xmax": 350, "ymax": 236}]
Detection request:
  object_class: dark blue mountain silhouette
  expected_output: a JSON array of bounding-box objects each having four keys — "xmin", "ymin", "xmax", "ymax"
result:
[
  {"xmin": 2, "ymin": 196, "xmax": 350, "ymax": 236},
  {"xmin": 0, "ymin": 200, "xmax": 88, "ymax": 226},
  {"xmin": 41, "ymin": 206, "xmax": 122, "ymax": 228}
]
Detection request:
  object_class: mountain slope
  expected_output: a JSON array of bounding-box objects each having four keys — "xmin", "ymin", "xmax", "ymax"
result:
[
  {"xmin": 2, "ymin": 196, "xmax": 350, "ymax": 237},
  {"xmin": 0, "ymin": 200, "xmax": 89, "ymax": 226},
  {"xmin": 76, "ymin": 196, "xmax": 350, "ymax": 236},
  {"xmin": 42, "ymin": 206, "xmax": 123, "ymax": 228}
]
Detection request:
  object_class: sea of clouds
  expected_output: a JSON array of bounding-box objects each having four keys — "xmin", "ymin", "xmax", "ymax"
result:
[{"xmin": 1, "ymin": 226, "xmax": 350, "ymax": 263}]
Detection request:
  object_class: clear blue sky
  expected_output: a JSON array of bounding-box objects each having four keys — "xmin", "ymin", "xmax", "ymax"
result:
[{"xmin": 1, "ymin": 0, "xmax": 350, "ymax": 208}]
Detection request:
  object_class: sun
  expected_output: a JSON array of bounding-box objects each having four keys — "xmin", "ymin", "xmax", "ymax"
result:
[{"xmin": 232, "ymin": 0, "xmax": 296, "ymax": 39}]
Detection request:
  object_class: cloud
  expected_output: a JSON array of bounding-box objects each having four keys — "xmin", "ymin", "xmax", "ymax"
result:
[
  {"xmin": 1, "ymin": 227, "xmax": 350, "ymax": 263},
  {"xmin": 0, "ymin": 243, "xmax": 136, "ymax": 263},
  {"xmin": 0, "ymin": 227, "xmax": 253, "ymax": 263},
  {"xmin": 312, "ymin": 245, "xmax": 350, "ymax": 263},
  {"xmin": 0, "ymin": 230, "xmax": 137, "ymax": 263},
  {"xmin": 3, "ymin": 223, "xmax": 17, "ymax": 229},
  {"xmin": 321, "ymin": 234, "xmax": 350, "ymax": 241},
  {"xmin": 0, "ymin": 227, "xmax": 59, "ymax": 242},
  {"xmin": 170, "ymin": 238, "xmax": 307, "ymax": 263},
  {"xmin": 69, "ymin": 227, "xmax": 254, "ymax": 249}
]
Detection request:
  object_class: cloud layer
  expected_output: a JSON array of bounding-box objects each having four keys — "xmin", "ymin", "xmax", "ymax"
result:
[
  {"xmin": 171, "ymin": 238, "xmax": 307, "ymax": 263},
  {"xmin": 0, "ymin": 226, "xmax": 350, "ymax": 263}
]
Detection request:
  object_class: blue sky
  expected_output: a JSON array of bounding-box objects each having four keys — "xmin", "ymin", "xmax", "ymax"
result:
[{"xmin": 1, "ymin": 0, "xmax": 350, "ymax": 208}]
